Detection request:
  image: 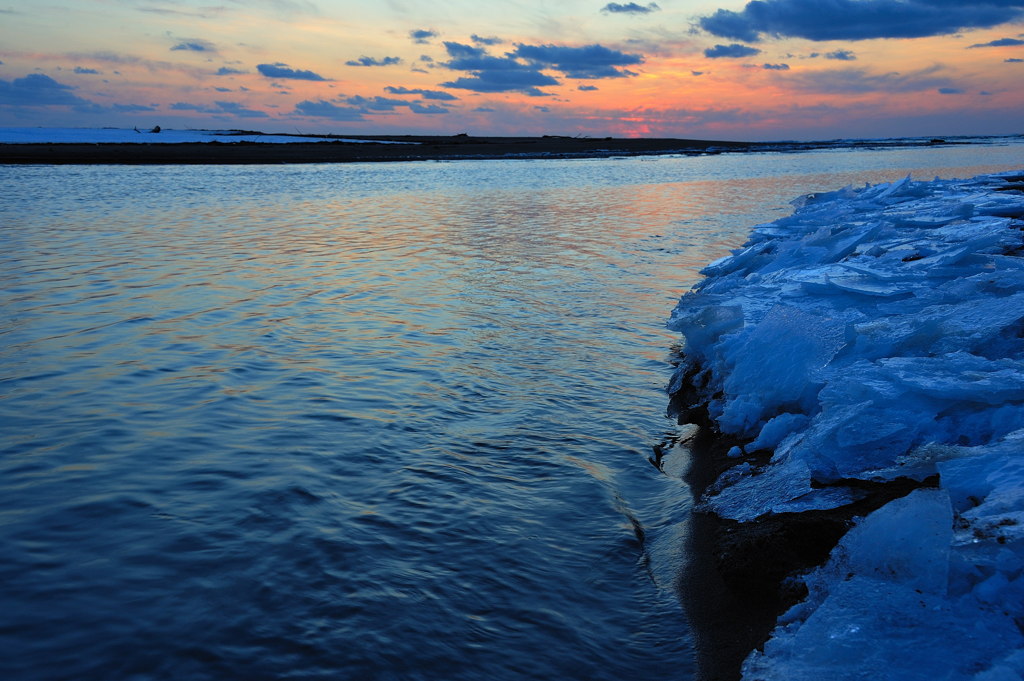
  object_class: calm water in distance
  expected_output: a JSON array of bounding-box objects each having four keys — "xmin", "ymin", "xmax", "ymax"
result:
[{"xmin": 2, "ymin": 142, "xmax": 1021, "ymax": 680}]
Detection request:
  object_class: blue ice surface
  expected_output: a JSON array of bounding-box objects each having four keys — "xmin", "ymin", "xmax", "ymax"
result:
[{"xmin": 668, "ymin": 170, "xmax": 1024, "ymax": 679}]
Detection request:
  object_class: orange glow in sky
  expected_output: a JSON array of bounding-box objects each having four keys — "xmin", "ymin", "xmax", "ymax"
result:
[{"xmin": 1, "ymin": 1, "xmax": 1022, "ymax": 140}]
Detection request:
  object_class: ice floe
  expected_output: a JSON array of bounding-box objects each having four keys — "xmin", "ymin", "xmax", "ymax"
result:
[{"xmin": 668, "ymin": 170, "xmax": 1024, "ymax": 679}]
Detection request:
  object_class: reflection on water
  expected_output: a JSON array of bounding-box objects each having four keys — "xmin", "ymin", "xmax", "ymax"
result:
[{"xmin": 1, "ymin": 143, "xmax": 1021, "ymax": 680}]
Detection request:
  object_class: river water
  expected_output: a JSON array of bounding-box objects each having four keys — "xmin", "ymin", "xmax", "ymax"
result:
[{"xmin": 2, "ymin": 141, "xmax": 1021, "ymax": 680}]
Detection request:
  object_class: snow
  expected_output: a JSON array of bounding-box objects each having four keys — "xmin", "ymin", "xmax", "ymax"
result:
[
  {"xmin": 668, "ymin": 170, "xmax": 1024, "ymax": 679},
  {"xmin": 0, "ymin": 127, "xmax": 415, "ymax": 144}
]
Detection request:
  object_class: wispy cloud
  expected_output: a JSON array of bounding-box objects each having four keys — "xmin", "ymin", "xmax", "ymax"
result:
[
  {"xmin": 785, "ymin": 65, "xmax": 955, "ymax": 94},
  {"xmin": 170, "ymin": 39, "xmax": 216, "ymax": 53},
  {"xmin": 968, "ymin": 37, "xmax": 1024, "ymax": 48},
  {"xmin": 601, "ymin": 2, "xmax": 660, "ymax": 14},
  {"xmin": 294, "ymin": 99, "xmax": 366, "ymax": 120},
  {"xmin": 170, "ymin": 100, "xmax": 269, "ymax": 117},
  {"xmin": 384, "ymin": 86, "xmax": 459, "ymax": 101}
]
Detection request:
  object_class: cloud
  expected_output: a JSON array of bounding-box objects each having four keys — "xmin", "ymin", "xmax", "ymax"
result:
[
  {"xmin": 938, "ymin": 87, "xmax": 964, "ymax": 94},
  {"xmin": 472, "ymin": 34, "xmax": 503, "ymax": 45},
  {"xmin": 171, "ymin": 39, "xmax": 216, "ymax": 52},
  {"xmin": 74, "ymin": 66, "xmax": 101, "ymax": 74},
  {"xmin": 442, "ymin": 73, "xmax": 558, "ymax": 95},
  {"xmin": 216, "ymin": 66, "xmax": 246, "ymax": 75},
  {"xmin": 968, "ymin": 37, "xmax": 1024, "ymax": 47},
  {"xmin": 1006, "ymin": 57, "xmax": 1024, "ymax": 62},
  {"xmin": 763, "ymin": 62, "xmax": 790, "ymax": 70},
  {"xmin": 0, "ymin": 73, "xmax": 91, "ymax": 107},
  {"xmin": 512, "ymin": 43, "xmax": 643, "ymax": 78},
  {"xmin": 384, "ymin": 86, "xmax": 459, "ymax": 100},
  {"xmin": 294, "ymin": 99, "xmax": 366, "ymax": 120},
  {"xmin": 578, "ymin": 84, "xmax": 599, "ymax": 90},
  {"xmin": 440, "ymin": 41, "xmax": 560, "ymax": 95},
  {"xmin": 169, "ymin": 100, "xmax": 269, "ymax": 117},
  {"xmin": 785, "ymin": 65, "xmax": 954, "ymax": 94},
  {"xmin": 345, "ymin": 56, "xmax": 402, "ymax": 67},
  {"xmin": 601, "ymin": 2, "xmax": 660, "ymax": 14},
  {"xmin": 410, "ymin": 29, "xmax": 437, "ymax": 44},
  {"xmin": 112, "ymin": 103, "xmax": 157, "ymax": 112},
  {"xmin": 408, "ymin": 102, "xmax": 449, "ymax": 114},
  {"xmin": 826, "ymin": 49, "xmax": 857, "ymax": 60},
  {"xmin": 704, "ymin": 43, "xmax": 761, "ymax": 58},
  {"xmin": 698, "ymin": 0, "xmax": 1024, "ymax": 42},
  {"xmin": 256, "ymin": 62, "xmax": 327, "ymax": 80},
  {"xmin": 344, "ymin": 95, "xmax": 407, "ymax": 111},
  {"xmin": 214, "ymin": 87, "xmax": 232, "ymax": 92}
]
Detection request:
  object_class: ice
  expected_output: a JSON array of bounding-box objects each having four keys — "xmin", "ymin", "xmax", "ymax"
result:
[{"xmin": 668, "ymin": 170, "xmax": 1024, "ymax": 679}]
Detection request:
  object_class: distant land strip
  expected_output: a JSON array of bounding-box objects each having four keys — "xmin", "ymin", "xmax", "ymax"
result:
[{"xmin": 0, "ymin": 134, "xmax": 965, "ymax": 165}]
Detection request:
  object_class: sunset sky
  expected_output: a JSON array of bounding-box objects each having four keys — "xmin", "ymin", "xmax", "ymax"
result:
[{"xmin": 1, "ymin": 0, "xmax": 1023, "ymax": 140}]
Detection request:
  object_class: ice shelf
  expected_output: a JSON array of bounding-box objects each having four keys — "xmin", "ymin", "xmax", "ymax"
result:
[{"xmin": 668, "ymin": 170, "xmax": 1024, "ymax": 680}]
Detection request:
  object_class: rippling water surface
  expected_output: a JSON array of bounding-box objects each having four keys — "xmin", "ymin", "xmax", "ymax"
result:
[{"xmin": 2, "ymin": 143, "xmax": 1021, "ymax": 680}]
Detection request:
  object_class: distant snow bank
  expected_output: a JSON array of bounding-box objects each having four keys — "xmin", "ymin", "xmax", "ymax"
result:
[
  {"xmin": 0, "ymin": 128, "xmax": 412, "ymax": 144},
  {"xmin": 669, "ymin": 170, "xmax": 1024, "ymax": 680}
]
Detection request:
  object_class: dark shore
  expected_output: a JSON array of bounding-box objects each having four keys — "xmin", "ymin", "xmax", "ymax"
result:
[{"xmin": 0, "ymin": 133, "xmax": 960, "ymax": 165}]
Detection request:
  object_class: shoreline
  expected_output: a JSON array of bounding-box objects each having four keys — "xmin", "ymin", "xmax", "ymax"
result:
[{"xmin": 0, "ymin": 134, "xmax": 967, "ymax": 165}]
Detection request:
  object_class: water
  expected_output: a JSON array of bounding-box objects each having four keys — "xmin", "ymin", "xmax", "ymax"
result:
[{"xmin": 1, "ymin": 141, "xmax": 1021, "ymax": 681}]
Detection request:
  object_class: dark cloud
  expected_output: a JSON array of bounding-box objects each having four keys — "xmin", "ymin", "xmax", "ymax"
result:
[
  {"xmin": 601, "ymin": 2, "xmax": 660, "ymax": 14},
  {"xmin": 968, "ymin": 37, "xmax": 1024, "ymax": 47},
  {"xmin": 704, "ymin": 43, "xmax": 761, "ymax": 58},
  {"xmin": 216, "ymin": 66, "xmax": 246, "ymax": 75},
  {"xmin": 345, "ymin": 56, "xmax": 402, "ymax": 67},
  {"xmin": 214, "ymin": 87, "xmax": 232, "ymax": 92},
  {"xmin": 384, "ymin": 86, "xmax": 459, "ymax": 100},
  {"xmin": 74, "ymin": 66, "xmax": 101, "ymax": 74},
  {"xmin": 763, "ymin": 62, "xmax": 790, "ymax": 70},
  {"xmin": 171, "ymin": 40, "xmax": 216, "ymax": 52},
  {"xmin": 938, "ymin": 87, "xmax": 964, "ymax": 94},
  {"xmin": 257, "ymin": 63, "xmax": 327, "ymax": 80},
  {"xmin": 698, "ymin": 0, "xmax": 1024, "ymax": 42},
  {"xmin": 692, "ymin": 70, "xmax": 705, "ymax": 75},
  {"xmin": 0, "ymin": 73, "xmax": 91, "ymax": 107},
  {"xmin": 826, "ymin": 49, "xmax": 857, "ymax": 60},
  {"xmin": 410, "ymin": 29, "xmax": 437, "ymax": 44},
  {"xmin": 1006, "ymin": 57, "xmax": 1024, "ymax": 61},
  {"xmin": 785, "ymin": 65, "xmax": 954, "ymax": 94},
  {"xmin": 472, "ymin": 34, "xmax": 503, "ymax": 45},
  {"xmin": 439, "ymin": 41, "xmax": 560, "ymax": 95},
  {"xmin": 578, "ymin": 84, "xmax": 599, "ymax": 90},
  {"xmin": 474, "ymin": 106, "xmax": 496, "ymax": 112},
  {"xmin": 512, "ymin": 43, "xmax": 643, "ymax": 78}
]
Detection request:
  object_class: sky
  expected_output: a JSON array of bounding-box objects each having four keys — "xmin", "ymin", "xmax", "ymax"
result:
[{"xmin": 1, "ymin": 0, "xmax": 1022, "ymax": 141}]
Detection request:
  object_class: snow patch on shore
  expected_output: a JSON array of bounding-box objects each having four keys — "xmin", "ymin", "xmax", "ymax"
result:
[{"xmin": 668, "ymin": 170, "xmax": 1024, "ymax": 679}]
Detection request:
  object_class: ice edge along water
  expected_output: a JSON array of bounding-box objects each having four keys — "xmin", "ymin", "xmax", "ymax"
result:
[{"xmin": 668, "ymin": 170, "xmax": 1024, "ymax": 680}]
